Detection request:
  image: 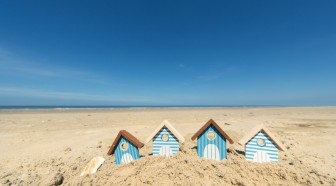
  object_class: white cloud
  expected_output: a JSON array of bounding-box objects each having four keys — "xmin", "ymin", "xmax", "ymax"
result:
[
  {"xmin": 0, "ymin": 87, "xmax": 154, "ymax": 104},
  {"xmin": 0, "ymin": 56, "xmax": 119, "ymax": 86},
  {"xmin": 0, "ymin": 48, "xmax": 11, "ymax": 57},
  {"xmin": 178, "ymin": 63, "xmax": 185, "ymax": 68},
  {"xmin": 198, "ymin": 66, "xmax": 239, "ymax": 81},
  {"xmin": 198, "ymin": 72, "xmax": 226, "ymax": 81},
  {"xmin": 0, "ymin": 87, "xmax": 107, "ymax": 101}
]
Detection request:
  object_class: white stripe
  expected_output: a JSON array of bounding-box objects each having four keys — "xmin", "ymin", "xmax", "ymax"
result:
[
  {"xmin": 246, "ymin": 145, "xmax": 278, "ymax": 151},
  {"xmin": 153, "ymin": 142, "xmax": 179, "ymax": 145},
  {"xmin": 246, "ymin": 151, "xmax": 278, "ymax": 156},
  {"xmin": 153, "ymin": 146, "xmax": 179, "ymax": 149}
]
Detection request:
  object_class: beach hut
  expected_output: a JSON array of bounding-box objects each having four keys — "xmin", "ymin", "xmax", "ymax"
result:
[
  {"xmin": 145, "ymin": 120, "xmax": 185, "ymax": 156},
  {"xmin": 107, "ymin": 130, "xmax": 144, "ymax": 165},
  {"xmin": 191, "ymin": 119, "xmax": 234, "ymax": 161},
  {"xmin": 239, "ymin": 125, "xmax": 286, "ymax": 163}
]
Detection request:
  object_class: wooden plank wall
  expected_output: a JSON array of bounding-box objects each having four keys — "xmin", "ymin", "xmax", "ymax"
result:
[
  {"xmin": 197, "ymin": 125, "xmax": 227, "ymax": 160},
  {"xmin": 115, "ymin": 137, "xmax": 140, "ymax": 165},
  {"xmin": 152, "ymin": 127, "xmax": 179, "ymax": 156},
  {"xmin": 245, "ymin": 131, "xmax": 279, "ymax": 163}
]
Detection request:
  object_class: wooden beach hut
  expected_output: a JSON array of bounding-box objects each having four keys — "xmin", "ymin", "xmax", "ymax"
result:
[
  {"xmin": 107, "ymin": 130, "xmax": 144, "ymax": 165},
  {"xmin": 239, "ymin": 125, "xmax": 286, "ymax": 163},
  {"xmin": 145, "ymin": 120, "xmax": 185, "ymax": 156},
  {"xmin": 191, "ymin": 119, "xmax": 234, "ymax": 161}
]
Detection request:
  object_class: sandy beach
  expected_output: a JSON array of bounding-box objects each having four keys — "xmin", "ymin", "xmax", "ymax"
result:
[{"xmin": 0, "ymin": 107, "xmax": 335, "ymax": 185}]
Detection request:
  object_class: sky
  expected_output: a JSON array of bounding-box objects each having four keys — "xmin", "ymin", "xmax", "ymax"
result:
[{"xmin": 0, "ymin": 1, "xmax": 335, "ymax": 106}]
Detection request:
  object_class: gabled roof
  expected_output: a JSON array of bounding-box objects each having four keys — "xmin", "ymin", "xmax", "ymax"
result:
[
  {"xmin": 145, "ymin": 120, "xmax": 185, "ymax": 143},
  {"xmin": 191, "ymin": 119, "xmax": 234, "ymax": 144},
  {"xmin": 107, "ymin": 130, "xmax": 144, "ymax": 155},
  {"xmin": 238, "ymin": 125, "xmax": 286, "ymax": 151}
]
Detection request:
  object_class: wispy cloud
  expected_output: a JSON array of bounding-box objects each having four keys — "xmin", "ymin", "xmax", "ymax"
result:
[
  {"xmin": 0, "ymin": 47, "xmax": 11, "ymax": 57},
  {"xmin": 0, "ymin": 55, "xmax": 118, "ymax": 86},
  {"xmin": 0, "ymin": 87, "xmax": 150, "ymax": 103},
  {"xmin": 178, "ymin": 63, "xmax": 185, "ymax": 68},
  {"xmin": 8, "ymin": 66, "xmax": 60, "ymax": 77},
  {"xmin": 198, "ymin": 72, "xmax": 226, "ymax": 81},
  {"xmin": 0, "ymin": 87, "xmax": 106, "ymax": 101},
  {"xmin": 198, "ymin": 66, "xmax": 239, "ymax": 81}
]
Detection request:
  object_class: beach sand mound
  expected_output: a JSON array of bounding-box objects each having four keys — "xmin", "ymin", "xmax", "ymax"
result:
[
  {"xmin": 0, "ymin": 107, "xmax": 335, "ymax": 185},
  {"xmin": 1, "ymin": 143, "xmax": 333, "ymax": 186}
]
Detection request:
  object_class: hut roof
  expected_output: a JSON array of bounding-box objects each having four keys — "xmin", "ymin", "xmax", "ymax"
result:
[
  {"xmin": 145, "ymin": 120, "xmax": 185, "ymax": 143},
  {"xmin": 191, "ymin": 119, "xmax": 234, "ymax": 144},
  {"xmin": 107, "ymin": 130, "xmax": 144, "ymax": 155},
  {"xmin": 238, "ymin": 125, "xmax": 286, "ymax": 151}
]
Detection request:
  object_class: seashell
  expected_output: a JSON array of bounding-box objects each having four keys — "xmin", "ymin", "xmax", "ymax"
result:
[{"xmin": 80, "ymin": 156, "xmax": 105, "ymax": 176}]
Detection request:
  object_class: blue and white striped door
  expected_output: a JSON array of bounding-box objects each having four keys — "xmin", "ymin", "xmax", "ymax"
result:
[
  {"xmin": 159, "ymin": 146, "xmax": 172, "ymax": 156},
  {"xmin": 253, "ymin": 150, "xmax": 271, "ymax": 163},
  {"xmin": 121, "ymin": 153, "xmax": 134, "ymax": 164},
  {"xmin": 204, "ymin": 144, "xmax": 220, "ymax": 160}
]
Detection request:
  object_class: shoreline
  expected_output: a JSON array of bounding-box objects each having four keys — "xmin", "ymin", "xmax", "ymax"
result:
[{"xmin": 0, "ymin": 105, "xmax": 335, "ymax": 113}]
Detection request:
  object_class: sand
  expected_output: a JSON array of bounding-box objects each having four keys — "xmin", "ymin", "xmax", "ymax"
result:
[{"xmin": 0, "ymin": 107, "xmax": 335, "ymax": 185}]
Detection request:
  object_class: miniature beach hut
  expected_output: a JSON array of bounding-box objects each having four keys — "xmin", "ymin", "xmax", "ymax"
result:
[
  {"xmin": 191, "ymin": 119, "xmax": 234, "ymax": 161},
  {"xmin": 239, "ymin": 125, "xmax": 286, "ymax": 163},
  {"xmin": 107, "ymin": 130, "xmax": 144, "ymax": 165},
  {"xmin": 145, "ymin": 120, "xmax": 185, "ymax": 156}
]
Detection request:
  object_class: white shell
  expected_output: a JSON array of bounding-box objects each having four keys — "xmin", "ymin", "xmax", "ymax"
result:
[{"xmin": 80, "ymin": 156, "xmax": 105, "ymax": 176}]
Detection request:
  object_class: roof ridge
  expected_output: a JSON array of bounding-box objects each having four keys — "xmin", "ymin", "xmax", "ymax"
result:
[
  {"xmin": 107, "ymin": 130, "xmax": 144, "ymax": 155},
  {"xmin": 145, "ymin": 120, "xmax": 185, "ymax": 143},
  {"xmin": 238, "ymin": 125, "xmax": 286, "ymax": 151},
  {"xmin": 191, "ymin": 119, "xmax": 234, "ymax": 144}
]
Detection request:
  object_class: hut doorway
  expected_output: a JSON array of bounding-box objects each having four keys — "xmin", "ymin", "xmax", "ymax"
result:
[
  {"xmin": 159, "ymin": 146, "xmax": 172, "ymax": 156},
  {"xmin": 253, "ymin": 150, "xmax": 271, "ymax": 162},
  {"xmin": 121, "ymin": 153, "xmax": 134, "ymax": 164},
  {"xmin": 204, "ymin": 144, "xmax": 220, "ymax": 160}
]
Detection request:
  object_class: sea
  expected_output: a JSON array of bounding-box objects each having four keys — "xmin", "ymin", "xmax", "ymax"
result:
[{"xmin": 0, "ymin": 105, "xmax": 290, "ymax": 112}]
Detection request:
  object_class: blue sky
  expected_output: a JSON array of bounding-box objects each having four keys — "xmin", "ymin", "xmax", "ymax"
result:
[{"xmin": 0, "ymin": 1, "xmax": 335, "ymax": 106}]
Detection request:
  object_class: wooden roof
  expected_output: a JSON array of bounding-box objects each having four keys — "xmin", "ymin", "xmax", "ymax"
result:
[
  {"xmin": 145, "ymin": 120, "xmax": 185, "ymax": 143},
  {"xmin": 191, "ymin": 119, "xmax": 234, "ymax": 144},
  {"xmin": 238, "ymin": 125, "xmax": 286, "ymax": 151},
  {"xmin": 107, "ymin": 130, "xmax": 144, "ymax": 155}
]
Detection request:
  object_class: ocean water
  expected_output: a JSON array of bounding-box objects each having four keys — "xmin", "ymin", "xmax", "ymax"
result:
[{"xmin": 0, "ymin": 105, "xmax": 287, "ymax": 112}]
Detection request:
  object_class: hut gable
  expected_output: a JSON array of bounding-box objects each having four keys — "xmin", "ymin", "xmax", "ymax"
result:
[
  {"xmin": 107, "ymin": 130, "xmax": 144, "ymax": 165},
  {"xmin": 145, "ymin": 120, "xmax": 185, "ymax": 156},
  {"xmin": 191, "ymin": 119, "xmax": 234, "ymax": 144},
  {"xmin": 191, "ymin": 119, "xmax": 234, "ymax": 160},
  {"xmin": 238, "ymin": 125, "xmax": 286, "ymax": 151},
  {"xmin": 239, "ymin": 125, "xmax": 286, "ymax": 163},
  {"xmin": 145, "ymin": 120, "xmax": 185, "ymax": 143}
]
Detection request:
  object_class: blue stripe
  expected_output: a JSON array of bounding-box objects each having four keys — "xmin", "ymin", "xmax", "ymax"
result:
[
  {"xmin": 246, "ymin": 158, "xmax": 279, "ymax": 163},
  {"xmin": 153, "ymin": 148, "xmax": 179, "ymax": 150},
  {"xmin": 153, "ymin": 142, "xmax": 179, "ymax": 145},
  {"xmin": 153, "ymin": 149, "xmax": 179, "ymax": 152},
  {"xmin": 245, "ymin": 130, "xmax": 280, "ymax": 162},
  {"xmin": 114, "ymin": 137, "xmax": 141, "ymax": 165},
  {"xmin": 246, "ymin": 151, "xmax": 278, "ymax": 156},
  {"xmin": 246, "ymin": 153, "xmax": 278, "ymax": 159},
  {"xmin": 153, "ymin": 147, "xmax": 179, "ymax": 150},
  {"xmin": 196, "ymin": 124, "xmax": 227, "ymax": 160},
  {"xmin": 245, "ymin": 146, "xmax": 278, "ymax": 152},
  {"xmin": 246, "ymin": 140, "xmax": 276, "ymax": 145},
  {"xmin": 153, "ymin": 144, "xmax": 179, "ymax": 147},
  {"xmin": 152, "ymin": 126, "xmax": 181, "ymax": 156}
]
